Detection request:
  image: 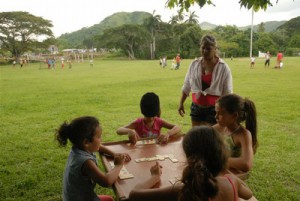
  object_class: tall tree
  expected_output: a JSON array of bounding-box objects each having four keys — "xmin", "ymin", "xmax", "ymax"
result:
[
  {"xmin": 185, "ymin": 11, "xmax": 199, "ymax": 24},
  {"xmin": 0, "ymin": 11, "xmax": 53, "ymax": 59},
  {"xmin": 175, "ymin": 10, "xmax": 185, "ymax": 24},
  {"xmin": 257, "ymin": 22, "xmax": 266, "ymax": 32},
  {"xmin": 143, "ymin": 10, "xmax": 162, "ymax": 59},
  {"xmin": 168, "ymin": 15, "xmax": 179, "ymax": 25}
]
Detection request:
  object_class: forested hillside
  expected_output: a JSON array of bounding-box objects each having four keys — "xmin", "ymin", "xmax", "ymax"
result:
[
  {"xmin": 57, "ymin": 11, "xmax": 151, "ymax": 48},
  {"xmin": 56, "ymin": 12, "xmax": 299, "ymax": 59},
  {"xmin": 58, "ymin": 11, "xmax": 290, "ymax": 48}
]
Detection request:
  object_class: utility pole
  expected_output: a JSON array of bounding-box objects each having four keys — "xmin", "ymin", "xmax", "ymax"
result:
[{"xmin": 250, "ymin": 8, "xmax": 254, "ymax": 58}]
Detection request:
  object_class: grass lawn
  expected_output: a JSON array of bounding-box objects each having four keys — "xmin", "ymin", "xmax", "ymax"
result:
[{"xmin": 1, "ymin": 57, "xmax": 299, "ymax": 201}]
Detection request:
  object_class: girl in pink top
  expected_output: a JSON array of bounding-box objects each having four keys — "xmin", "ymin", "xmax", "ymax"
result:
[{"xmin": 117, "ymin": 92, "xmax": 181, "ymax": 144}]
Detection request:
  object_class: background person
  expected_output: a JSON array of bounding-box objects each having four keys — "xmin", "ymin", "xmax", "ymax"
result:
[
  {"xmin": 129, "ymin": 126, "xmax": 253, "ymax": 201},
  {"xmin": 264, "ymin": 51, "xmax": 271, "ymax": 68},
  {"xmin": 275, "ymin": 51, "xmax": 283, "ymax": 68},
  {"xmin": 250, "ymin": 57, "xmax": 255, "ymax": 68},
  {"xmin": 56, "ymin": 116, "xmax": 131, "ymax": 201},
  {"xmin": 279, "ymin": 61, "xmax": 284, "ymax": 69},
  {"xmin": 178, "ymin": 34, "xmax": 233, "ymax": 126},
  {"xmin": 175, "ymin": 53, "xmax": 181, "ymax": 70},
  {"xmin": 117, "ymin": 92, "xmax": 181, "ymax": 144},
  {"xmin": 213, "ymin": 94, "xmax": 257, "ymax": 179}
]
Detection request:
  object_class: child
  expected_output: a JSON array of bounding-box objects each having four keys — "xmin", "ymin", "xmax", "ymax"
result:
[
  {"xmin": 171, "ymin": 57, "xmax": 176, "ymax": 70},
  {"xmin": 162, "ymin": 56, "xmax": 167, "ymax": 67},
  {"xmin": 116, "ymin": 92, "xmax": 181, "ymax": 144},
  {"xmin": 279, "ymin": 61, "xmax": 283, "ymax": 69},
  {"xmin": 129, "ymin": 126, "xmax": 253, "ymax": 201},
  {"xmin": 213, "ymin": 93, "xmax": 257, "ymax": 179},
  {"xmin": 250, "ymin": 57, "xmax": 255, "ymax": 68},
  {"xmin": 56, "ymin": 116, "xmax": 131, "ymax": 201}
]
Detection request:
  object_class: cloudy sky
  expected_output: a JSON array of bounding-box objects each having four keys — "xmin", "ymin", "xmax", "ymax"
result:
[{"xmin": 1, "ymin": 0, "xmax": 299, "ymax": 37}]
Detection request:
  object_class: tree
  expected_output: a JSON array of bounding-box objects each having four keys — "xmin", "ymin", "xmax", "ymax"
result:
[
  {"xmin": 82, "ymin": 38, "xmax": 94, "ymax": 49},
  {"xmin": 168, "ymin": 15, "xmax": 179, "ymax": 25},
  {"xmin": 175, "ymin": 10, "xmax": 185, "ymax": 24},
  {"xmin": 0, "ymin": 11, "xmax": 53, "ymax": 59},
  {"xmin": 95, "ymin": 24, "xmax": 150, "ymax": 59},
  {"xmin": 179, "ymin": 24, "xmax": 202, "ymax": 58},
  {"xmin": 257, "ymin": 22, "xmax": 265, "ymax": 32},
  {"xmin": 167, "ymin": 0, "xmax": 283, "ymax": 12},
  {"xmin": 288, "ymin": 34, "xmax": 300, "ymax": 48},
  {"xmin": 185, "ymin": 11, "xmax": 199, "ymax": 24},
  {"xmin": 254, "ymin": 32, "xmax": 277, "ymax": 53},
  {"xmin": 143, "ymin": 10, "xmax": 162, "ymax": 59}
]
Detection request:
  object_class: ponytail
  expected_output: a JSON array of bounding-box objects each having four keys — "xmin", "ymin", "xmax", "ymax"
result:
[
  {"xmin": 55, "ymin": 116, "xmax": 100, "ymax": 148},
  {"xmin": 179, "ymin": 156, "xmax": 218, "ymax": 201},
  {"xmin": 56, "ymin": 121, "xmax": 71, "ymax": 147},
  {"xmin": 244, "ymin": 98, "xmax": 258, "ymax": 153},
  {"xmin": 217, "ymin": 94, "xmax": 258, "ymax": 153}
]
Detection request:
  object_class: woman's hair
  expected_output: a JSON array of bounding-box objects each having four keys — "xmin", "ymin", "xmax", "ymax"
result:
[
  {"xmin": 55, "ymin": 116, "xmax": 100, "ymax": 148},
  {"xmin": 140, "ymin": 92, "xmax": 160, "ymax": 117},
  {"xmin": 200, "ymin": 34, "xmax": 217, "ymax": 48},
  {"xmin": 179, "ymin": 126, "xmax": 228, "ymax": 201},
  {"xmin": 217, "ymin": 94, "xmax": 258, "ymax": 153}
]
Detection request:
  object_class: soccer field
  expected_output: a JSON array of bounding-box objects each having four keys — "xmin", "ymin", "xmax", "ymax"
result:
[{"xmin": 1, "ymin": 57, "xmax": 299, "ymax": 200}]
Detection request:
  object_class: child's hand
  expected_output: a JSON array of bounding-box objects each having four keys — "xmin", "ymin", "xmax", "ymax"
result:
[
  {"xmin": 122, "ymin": 153, "xmax": 131, "ymax": 162},
  {"xmin": 128, "ymin": 130, "xmax": 138, "ymax": 144},
  {"xmin": 113, "ymin": 153, "xmax": 125, "ymax": 166},
  {"xmin": 157, "ymin": 134, "xmax": 170, "ymax": 144},
  {"xmin": 150, "ymin": 162, "xmax": 162, "ymax": 176}
]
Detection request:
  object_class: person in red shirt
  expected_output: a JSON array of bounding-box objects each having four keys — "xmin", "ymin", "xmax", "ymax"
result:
[
  {"xmin": 178, "ymin": 34, "xmax": 232, "ymax": 126},
  {"xmin": 175, "ymin": 54, "xmax": 181, "ymax": 70},
  {"xmin": 275, "ymin": 51, "xmax": 283, "ymax": 68}
]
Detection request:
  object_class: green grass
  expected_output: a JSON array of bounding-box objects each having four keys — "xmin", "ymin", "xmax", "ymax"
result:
[{"xmin": 1, "ymin": 57, "xmax": 299, "ymax": 201}]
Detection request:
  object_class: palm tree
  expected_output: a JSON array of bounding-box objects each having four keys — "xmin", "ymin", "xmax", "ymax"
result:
[
  {"xmin": 143, "ymin": 10, "xmax": 162, "ymax": 59},
  {"xmin": 185, "ymin": 11, "xmax": 199, "ymax": 24},
  {"xmin": 176, "ymin": 10, "xmax": 185, "ymax": 24},
  {"xmin": 169, "ymin": 15, "xmax": 179, "ymax": 25}
]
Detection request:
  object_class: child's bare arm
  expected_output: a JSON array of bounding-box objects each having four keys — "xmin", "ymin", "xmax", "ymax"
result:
[
  {"xmin": 116, "ymin": 122, "xmax": 139, "ymax": 144},
  {"xmin": 116, "ymin": 121, "xmax": 136, "ymax": 135},
  {"xmin": 158, "ymin": 120, "xmax": 181, "ymax": 144},
  {"xmin": 166, "ymin": 125, "xmax": 181, "ymax": 136},
  {"xmin": 134, "ymin": 162, "xmax": 162, "ymax": 189},
  {"xmin": 236, "ymin": 176, "xmax": 253, "ymax": 199},
  {"xmin": 82, "ymin": 157, "xmax": 125, "ymax": 187},
  {"xmin": 161, "ymin": 120, "xmax": 181, "ymax": 136},
  {"xmin": 99, "ymin": 144, "xmax": 115, "ymax": 157},
  {"xmin": 99, "ymin": 145, "xmax": 131, "ymax": 162}
]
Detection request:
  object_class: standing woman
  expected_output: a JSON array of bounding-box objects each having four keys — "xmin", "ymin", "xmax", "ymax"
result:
[{"xmin": 178, "ymin": 34, "xmax": 233, "ymax": 126}]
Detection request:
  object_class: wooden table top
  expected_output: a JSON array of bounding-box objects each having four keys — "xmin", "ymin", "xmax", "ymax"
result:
[{"xmin": 100, "ymin": 135, "xmax": 186, "ymax": 201}]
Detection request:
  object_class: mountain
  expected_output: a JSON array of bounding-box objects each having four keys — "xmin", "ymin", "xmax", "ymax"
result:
[
  {"xmin": 58, "ymin": 11, "xmax": 298, "ymax": 48},
  {"xmin": 199, "ymin": 22, "xmax": 217, "ymax": 30},
  {"xmin": 276, "ymin": 16, "xmax": 300, "ymax": 35},
  {"xmin": 238, "ymin": 20, "xmax": 287, "ymax": 32},
  {"xmin": 200, "ymin": 21, "xmax": 287, "ymax": 32},
  {"xmin": 58, "ymin": 11, "xmax": 151, "ymax": 47}
]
